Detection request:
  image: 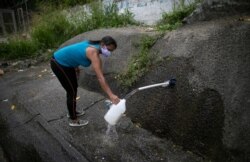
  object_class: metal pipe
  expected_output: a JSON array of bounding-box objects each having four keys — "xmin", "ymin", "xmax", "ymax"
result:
[
  {"xmin": 124, "ymin": 79, "xmax": 176, "ymax": 100},
  {"xmin": 138, "ymin": 81, "xmax": 170, "ymax": 90}
]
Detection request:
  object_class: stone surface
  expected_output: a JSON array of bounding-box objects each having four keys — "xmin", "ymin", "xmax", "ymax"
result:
[
  {"xmin": 126, "ymin": 17, "xmax": 250, "ymax": 161},
  {"xmin": 183, "ymin": 0, "xmax": 250, "ymax": 24},
  {"xmin": 52, "ymin": 15, "xmax": 250, "ymax": 161},
  {"xmin": 0, "ymin": 63, "xmax": 202, "ymax": 162}
]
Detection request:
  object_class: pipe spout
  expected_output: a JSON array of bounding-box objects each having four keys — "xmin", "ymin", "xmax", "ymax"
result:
[{"xmin": 124, "ymin": 79, "xmax": 176, "ymax": 100}]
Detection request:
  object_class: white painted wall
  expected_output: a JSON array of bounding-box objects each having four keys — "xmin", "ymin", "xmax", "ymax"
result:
[{"xmin": 103, "ymin": 0, "xmax": 195, "ymax": 25}]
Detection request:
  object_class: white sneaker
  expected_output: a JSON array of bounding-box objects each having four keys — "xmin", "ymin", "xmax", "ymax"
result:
[
  {"xmin": 69, "ymin": 119, "xmax": 89, "ymax": 127},
  {"xmin": 67, "ymin": 111, "xmax": 85, "ymax": 118}
]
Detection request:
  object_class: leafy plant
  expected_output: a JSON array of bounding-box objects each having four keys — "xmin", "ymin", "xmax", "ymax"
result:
[
  {"xmin": 85, "ymin": 2, "xmax": 137, "ymax": 29},
  {"xmin": 0, "ymin": 2, "xmax": 136, "ymax": 60},
  {"xmin": 117, "ymin": 36, "xmax": 159, "ymax": 88},
  {"xmin": 31, "ymin": 11, "xmax": 75, "ymax": 49},
  {"xmin": 157, "ymin": 1, "xmax": 199, "ymax": 31},
  {"xmin": 0, "ymin": 39, "xmax": 38, "ymax": 60},
  {"xmin": 34, "ymin": 0, "xmax": 93, "ymax": 8}
]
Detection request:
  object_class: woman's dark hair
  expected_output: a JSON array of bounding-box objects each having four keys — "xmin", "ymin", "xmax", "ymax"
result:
[{"xmin": 89, "ymin": 36, "xmax": 117, "ymax": 48}]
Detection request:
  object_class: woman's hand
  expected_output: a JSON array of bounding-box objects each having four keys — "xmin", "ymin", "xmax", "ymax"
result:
[
  {"xmin": 75, "ymin": 67, "xmax": 80, "ymax": 78},
  {"xmin": 110, "ymin": 94, "xmax": 120, "ymax": 105}
]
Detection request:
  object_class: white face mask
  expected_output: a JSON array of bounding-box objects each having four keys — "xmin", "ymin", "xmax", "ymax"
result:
[{"xmin": 101, "ymin": 46, "xmax": 111, "ymax": 57}]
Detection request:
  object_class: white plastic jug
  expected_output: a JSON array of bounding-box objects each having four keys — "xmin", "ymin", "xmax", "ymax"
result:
[{"xmin": 104, "ymin": 99, "xmax": 126, "ymax": 125}]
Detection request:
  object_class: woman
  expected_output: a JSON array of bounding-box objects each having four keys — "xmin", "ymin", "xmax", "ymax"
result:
[{"xmin": 50, "ymin": 36, "xmax": 120, "ymax": 127}]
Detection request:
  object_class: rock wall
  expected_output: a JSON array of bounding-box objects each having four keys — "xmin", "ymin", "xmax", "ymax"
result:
[
  {"xmin": 184, "ymin": 0, "xmax": 250, "ymax": 24},
  {"xmin": 59, "ymin": 20, "xmax": 250, "ymax": 161},
  {"xmin": 126, "ymin": 18, "xmax": 250, "ymax": 161}
]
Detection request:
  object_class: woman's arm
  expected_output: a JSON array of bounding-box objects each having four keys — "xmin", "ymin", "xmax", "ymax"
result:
[{"xmin": 86, "ymin": 47, "xmax": 120, "ymax": 104}]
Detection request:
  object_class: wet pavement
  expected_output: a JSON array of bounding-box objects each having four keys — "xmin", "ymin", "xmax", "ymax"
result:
[{"xmin": 0, "ymin": 63, "xmax": 202, "ymax": 162}]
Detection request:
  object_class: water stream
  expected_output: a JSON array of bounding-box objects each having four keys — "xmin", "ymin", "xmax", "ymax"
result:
[{"xmin": 103, "ymin": 124, "xmax": 119, "ymax": 145}]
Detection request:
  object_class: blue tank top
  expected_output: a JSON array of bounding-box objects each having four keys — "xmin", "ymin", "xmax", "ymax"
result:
[{"xmin": 54, "ymin": 41, "xmax": 100, "ymax": 67}]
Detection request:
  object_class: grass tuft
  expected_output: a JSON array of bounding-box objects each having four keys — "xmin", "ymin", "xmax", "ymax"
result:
[
  {"xmin": 0, "ymin": 2, "xmax": 136, "ymax": 60},
  {"xmin": 157, "ymin": 1, "xmax": 200, "ymax": 31},
  {"xmin": 117, "ymin": 35, "xmax": 159, "ymax": 88}
]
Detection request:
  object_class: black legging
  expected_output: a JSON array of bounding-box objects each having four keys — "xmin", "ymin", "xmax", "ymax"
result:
[{"xmin": 50, "ymin": 58, "xmax": 78, "ymax": 120}]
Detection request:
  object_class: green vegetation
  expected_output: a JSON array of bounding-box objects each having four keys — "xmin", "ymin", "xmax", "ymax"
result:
[
  {"xmin": 116, "ymin": 0, "xmax": 202, "ymax": 89},
  {"xmin": 68, "ymin": 2, "xmax": 136, "ymax": 32},
  {"xmin": 35, "ymin": 0, "xmax": 92, "ymax": 8},
  {"xmin": 0, "ymin": 2, "xmax": 136, "ymax": 60},
  {"xmin": 31, "ymin": 12, "xmax": 74, "ymax": 49},
  {"xmin": 117, "ymin": 35, "xmax": 159, "ymax": 88},
  {"xmin": 157, "ymin": 0, "xmax": 201, "ymax": 31},
  {"xmin": 0, "ymin": 39, "xmax": 38, "ymax": 59},
  {"xmin": 0, "ymin": 0, "xmax": 200, "ymax": 60}
]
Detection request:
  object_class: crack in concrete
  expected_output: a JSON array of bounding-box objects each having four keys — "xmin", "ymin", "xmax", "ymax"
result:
[
  {"xmin": 47, "ymin": 97, "xmax": 105, "ymax": 123},
  {"xmin": 0, "ymin": 113, "xmax": 40, "ymax": 130}
]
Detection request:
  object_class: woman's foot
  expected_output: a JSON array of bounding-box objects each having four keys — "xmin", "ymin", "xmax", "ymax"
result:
[
  {"xmin": 69, "ymin": 119, "xmax": 89, "ymax": 127},
  {"xmin": 67, "ymin": 111, "xmax": 85, "ymax": 118}
]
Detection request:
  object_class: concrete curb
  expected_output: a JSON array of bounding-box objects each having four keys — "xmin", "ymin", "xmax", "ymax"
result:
[{"xmin": 26, "ymin": 104, "xmax": 89, "ymax": 162}]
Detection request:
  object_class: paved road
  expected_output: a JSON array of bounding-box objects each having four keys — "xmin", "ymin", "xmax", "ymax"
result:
[
  {"xmin": 0, "ymin": 63, "xmax": 202, "ymax": 162},
  {"xmin": 0, "ymin": 63, "xmax": 94, "ymax": 162}
]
